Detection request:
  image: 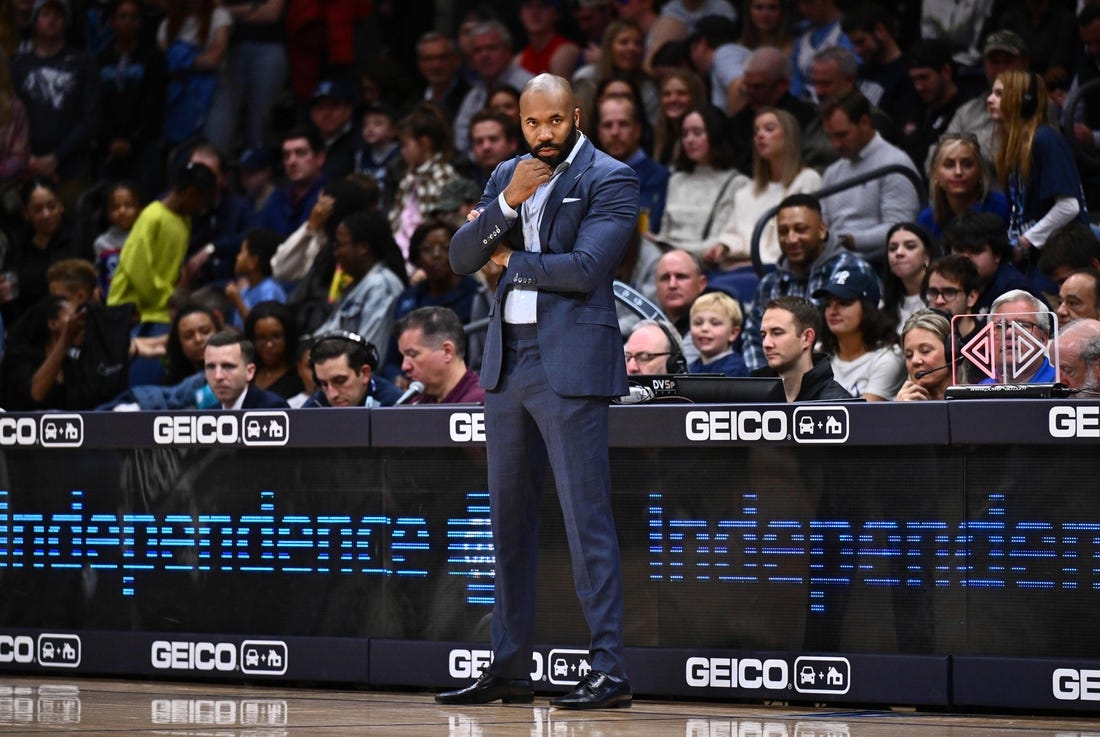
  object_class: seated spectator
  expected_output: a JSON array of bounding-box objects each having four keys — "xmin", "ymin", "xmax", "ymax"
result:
[
  {"xmin": 573, "ymin": 19, "xmax": 659, "ymax": 135},
  {"xmin": 687, "ymin": 291, "xmax": 748, "ymax": 377},
  {"xmin": 388, "ymin": 105, "xmax": 459, "ymax": 260},
  {"xmin": 903, "ymin": 39, "xmax": 964, "ymax": 173},
  {"xmin": 923, "ymin": 254, "xmax": 982, "ymax": 382},
  {"xmin": 980, "ymin": 289, "xmax": 1056, "ymax": 384},
  {"xmin": 1038, "ymin": 222, "xmax": 1100, "ymax": 287},
  {"xmin": 789, "ymin": 0, "xmax": 853, "ymax": 100},
  {"xmin": 840, "ymin": 3, "xmax": 918, "ymax": 136},
  {"xmin": 162, "ymin": 302, "xmax": 221, "ymax": 385},
  {"xmin": 1056, "ymin": 317, "xmax": 1100, "ymax": 391},
  {"xmin": 813, "ymin": 267, "xmax": 906, "ymax": 401},
  {"xmin": 819, "ymin": 90, "xmax": 920, "ymax": 267},
  {"xmin": 256, "ymin": 128, "xmax": 326, "ymax": 239},
  {"xmin": 726, "ymin": 46, "xmax": 824, "ymax": 174},
  {"xmin": 712, "ymin": 106, "xmax": 821, "ymax": 269},
  {"xmin": 382, "ymin": 219, "xmax": 487, "ymax": 383},
  {"xmin": 942, "ymin": 211, "xmax": 1034, "ymax": 314},
  {"xmin": 515, "ymin": 0, "xmax": 580, "ymax": 78},
  {"xmin": 395, "ymin": 306, "xmax": 485, "ymax": 404},
  {"xmin": 309, "ymin": 78, "xmax": 358, "ymax": 181},
  {"xmin": 882, "ymin": 222, "xmax": 940, "ymax": 334},
  {"xmin": 0, "ymin": 294, "xmax": 81, "ymax": 409},
  {"xmin": 0, "ymin": 53, "xmax": 30, "ymax": 203},
  {"xmin": 752, "ymin": 295, "xmax": 851, "ymax": 402},
  {"xmin": 917, "ymin": 133, "xmax": 1008, "ymax": 239},
  {"xmin": 463, "ymin": 108, "xmax": 520, "ymax": 188},
  {"xmin": 649, "ymin": 105, "xmax": 748, "ymax": 260},
  {"xmin": 303, "ymin": 330, "xmax": 402, "ymax": 407},
  {"xmin": 624, "ymin": 318, "xmax": 685, "ymax": 375},
  {"xmin": 92, "ymin": 181, "xmax": 141, "ymax": 296},
  {"xmin": 415, "ymin": 31, "xmax": 469, "ymax": 122},
  {"xmin": 314, "ymin": 210, "xmax": 408, "ymax": 351},
  {"xmin": 2, "ymin": 178, "xmax": 76, "ymax": 324},
  {"xmin": 243, "ymin": 300, "xmax": 302, "ymax": 399},
  {"xmin": 809, "ymin": 47, "xmax": 895, "ymax": 141},
  {"xmin": 185, "ymin": 141, "xmax": 256, "ymax": 285},
  {"xmin": 1056, "ymin": 268, "xmax": 1100, "ymax": 324},
  {"xmin": 687, "ymin": 14, "xmax": 749, "ymax": 115},
  {"xmin": 225, "ymin": 228, "xmax": 286, "ymax": 328},
  {"xmin": 596, "ymin": 94, "xmax": 667, "ymax": 233},
  {"xmin": 353, "ymin": 102, "xmax": 402, "ymax": 210},
  {"xmin": 894, "ymin": 308, "xmax": 953, "ymax": 401},
  {"xmin": 203, "ymin": 329, "xmax": 288, "ymax": 409},
  {"xmin": 741, "ymin": 193, "xmax": 877, "ymax": 371},
  {"xmin": 652, "ymin": 67, "xmax": 706, "ymax": 166},
  {"xmin": 655, "ymin": 248, "xmax": 707, "ymax": 363}
]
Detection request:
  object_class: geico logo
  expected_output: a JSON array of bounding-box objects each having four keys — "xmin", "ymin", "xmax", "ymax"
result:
[
  {"xmin": 0, "ymin": 417, "xmax": 37, "ymax": 446},
  {"xmin": 0, "ymin": 635, "xmax": 34, "ymax": 663},
  {"xmin": 685, "ymin": 410, "xmax": 787, "ymax": 442},
  {"xmin": 1049, "ymin": 406, "xmax": 1100, "ymax": 438},
  {"xmin": 153, "ymin": 415, "xmax": 239, "ymax": 445},
  {"xmin": 151, "ymin": 699, "xmax": 238, "ymax": 725},
  {"xmin": 151, "ymin": 641, "xmax": 237, "ymax": 671},
  {"xmin": 1053, "ymin": 668, "xmax": 1100, "ymax": 700},
  {"xmin": 685, "ymin": 720, "xmax": 790, "ymax": 737},
  {"xmin": 685, "ymin": 657, "xmax": 788, "ymax": 689},
  {"xmin": 448, "ymin": 648, "xmax": 493, "ymax": 679},
  {"xmin": 449, "ymin": 412, "xmax": 486, "ymax": 442}
]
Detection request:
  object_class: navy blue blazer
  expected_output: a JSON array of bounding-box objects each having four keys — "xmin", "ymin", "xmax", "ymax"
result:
[{"xmin": 450, "ymin": 137, "xmax": 639, "ymax": 398}]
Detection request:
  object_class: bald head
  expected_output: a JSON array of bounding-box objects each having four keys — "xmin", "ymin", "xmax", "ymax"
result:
[
  {"xmin": 520, "ymin": 73, "xmax": 581, "ymax": 167},
  {"xmin": 1057, "ymin": 318, "xmax": 1100, "ymax": 390},
  {"xmin": 744, "ymin": 47, "xmax": 792, "ymax": 82}
]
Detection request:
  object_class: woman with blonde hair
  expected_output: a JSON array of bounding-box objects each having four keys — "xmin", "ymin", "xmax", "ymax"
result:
[
  {"xmin": 895, "ymin": 308, "xmax": 953, "ymax": 401},
  {"xmin": 652, "ymin": 68, "xmax": 706, "ymax": 166},
  {"xmin": 710, "ymin": 107, "xmax": 820, "ymax": 268},
  {"xmin": 916, "ymin": 133, "xmax": 1007, "ymax": 239},
  {"xmin": 573, "ymin": 19, "xmax": 659, "ymax": 134},
  {"xmin": 988, "ymin": 69, "xmax": 1087, "ymax": 264}
]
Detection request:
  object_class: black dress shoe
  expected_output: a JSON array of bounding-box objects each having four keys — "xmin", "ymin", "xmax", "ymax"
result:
[
  {"xmin": 435, "ymin": 671, "xmax": 534, "ymax": 705},
  {"xmin": 550, "ymin": 670, "xmax": 632, "ymax": 709}
]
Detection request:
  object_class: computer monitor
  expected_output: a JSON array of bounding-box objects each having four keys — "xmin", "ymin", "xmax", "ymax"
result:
[{"xmin": 629, "ymin": 374, "xmax": 786, "ymax": 403}]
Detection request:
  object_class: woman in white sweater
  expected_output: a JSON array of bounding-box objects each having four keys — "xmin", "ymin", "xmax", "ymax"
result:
[{"xmin": 648, "ymin": 104, "xmax": 747, "ymax": 259}]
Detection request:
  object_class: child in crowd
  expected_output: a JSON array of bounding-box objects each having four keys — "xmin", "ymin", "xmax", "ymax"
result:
[
  {"xmin": 688, "ymin": 291, "xmax": 749, "ymax": 377},
  {"xmin": 354, "ymin": 102, "xmax": 403, "ymax": 212},
  {"xmin": 225, "ymin": 228, "xmax": 286, "ymax": 328},
  {"xmin": 93, "ymin": 181, "xmax": 142, "ymax": 296}
]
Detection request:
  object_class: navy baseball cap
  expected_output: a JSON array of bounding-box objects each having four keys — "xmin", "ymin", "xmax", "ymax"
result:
[
  {"xmin": 311, "ymin": 79, "xmax": 354, "ymax": 105},
  {"xmin": 812, "ymin": 269, "xmax": 881, "ymax": 303}
]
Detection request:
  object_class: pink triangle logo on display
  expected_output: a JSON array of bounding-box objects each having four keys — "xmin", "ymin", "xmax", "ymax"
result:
[
  {"xmin": 1010, "ymin": 322, "xmax": 1047, "ymax": 382},
  {"xmin": 960, "ymin": 323, "xmax": 997, "ymax": 381}
]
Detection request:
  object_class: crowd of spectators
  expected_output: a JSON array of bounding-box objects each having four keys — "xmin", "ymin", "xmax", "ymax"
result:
[{"xmin": 2, "ymin": 0, "xmax": 1100, "ymax": 410}]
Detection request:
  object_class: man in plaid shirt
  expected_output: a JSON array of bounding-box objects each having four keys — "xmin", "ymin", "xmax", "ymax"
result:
[{"xmin": 742, "ymin": 193, "xmax": 878, "ymax": 371}]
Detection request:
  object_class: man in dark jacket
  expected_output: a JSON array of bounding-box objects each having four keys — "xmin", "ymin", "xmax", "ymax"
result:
[{"xmin": 753, "ymin": 295, "xmax": 851, "ymax": 401}]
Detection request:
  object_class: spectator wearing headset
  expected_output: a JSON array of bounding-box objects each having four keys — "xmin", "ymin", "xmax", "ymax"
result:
[
  {"xmin": 623, "ymin": 318, "xmax": 685, "ymax": 375},
  {"xmin": 302, "ymin": 330, "xmax": 403, "ymax": 407}
]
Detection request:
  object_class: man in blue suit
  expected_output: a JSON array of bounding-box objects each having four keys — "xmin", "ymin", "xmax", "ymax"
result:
[
  {"xmin": 437, "ymin": 74, "xmax": 638, "ymax": 710},
  {"xmin": 203, "ymin": 331, "xmax": 290, "ymax": 410}
]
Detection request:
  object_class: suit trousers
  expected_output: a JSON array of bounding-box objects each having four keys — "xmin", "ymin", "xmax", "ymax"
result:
[{"xmin": 484, "ymin": 322, "xmax": 626, "ymax": 680}]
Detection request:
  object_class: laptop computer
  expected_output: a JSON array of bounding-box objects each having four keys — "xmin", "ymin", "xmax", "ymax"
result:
[{"xmin": 629, "ymin": 374, "xmax": 786, "ymax": 403}]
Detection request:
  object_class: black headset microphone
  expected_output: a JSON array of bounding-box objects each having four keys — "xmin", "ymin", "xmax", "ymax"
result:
[{"xmin": 914, "ymin": 355, "xmax": 962, "ymax": 380}]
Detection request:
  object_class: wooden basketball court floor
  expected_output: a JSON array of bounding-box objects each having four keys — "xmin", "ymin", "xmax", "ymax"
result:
[{"xmin": 0, "ymin": 675, "xmax": 1096, "ymax": 737}]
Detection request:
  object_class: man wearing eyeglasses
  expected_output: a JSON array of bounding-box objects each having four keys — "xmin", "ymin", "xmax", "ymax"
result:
[
  {"xmin": 980, "ymin": 289, "xmax": 1057, "ymax": 384},
  {"xmin": 623, "ymin": 320, "xmax": 682, "ymax": 375}
]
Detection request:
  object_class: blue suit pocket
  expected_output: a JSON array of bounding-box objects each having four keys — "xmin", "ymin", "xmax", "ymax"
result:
[{"xmin": 574, "ymin": 305, "xmax": 618, "ymax": 327}]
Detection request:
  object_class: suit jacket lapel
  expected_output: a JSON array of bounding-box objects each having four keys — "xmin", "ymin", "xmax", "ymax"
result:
[{"xmin": 539, "ymin": 138, "xmax": 595, "ymax": 251}]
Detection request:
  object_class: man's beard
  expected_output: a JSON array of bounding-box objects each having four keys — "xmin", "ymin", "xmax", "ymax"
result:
[{"xmin": 533, "ymin": 125, "xmax": 578, "ymax": 168}]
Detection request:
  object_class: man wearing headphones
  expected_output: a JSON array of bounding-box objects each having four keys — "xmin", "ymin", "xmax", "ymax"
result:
[
  {"xmin": 623, "ymin": 319, "xmax": 686, "ymax": 375},
  {"xmin": 303, "ymin": 331, "xmax": 404, "ymax": 407}
]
